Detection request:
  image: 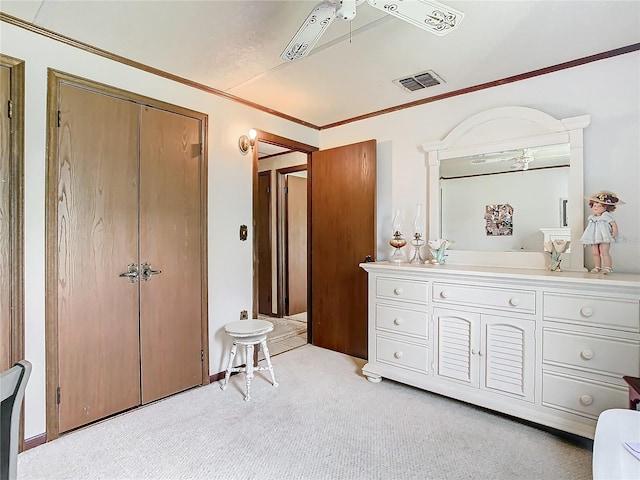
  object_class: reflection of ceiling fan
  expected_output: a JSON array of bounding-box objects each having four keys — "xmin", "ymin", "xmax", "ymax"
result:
[
  {"xmin": 470, "ymin": 149, "xmax": 534, "ymax": 169},
  {"xmin": 281, "ymin": 0, "xmax": 464, "ymax": 62}
]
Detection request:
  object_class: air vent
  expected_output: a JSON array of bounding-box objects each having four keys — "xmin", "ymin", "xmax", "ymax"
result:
[{"xmin": 393, "ymin": 70, "xmax": 445, "ymax": 92}]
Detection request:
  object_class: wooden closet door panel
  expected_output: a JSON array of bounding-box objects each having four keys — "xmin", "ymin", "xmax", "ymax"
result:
[
  {"xmin": 287, "ymin": 175, "xmax": 307, "ymax": 316},
  {"xmin": 257, "ymin": 171, "xmax": 272, "ymax": 315},
  {"xmin": 139, "ymin": 106, "xmax": 202, "ymax": 403},
  {"xmin": 0, "ymin": 65, "xmax": 11, "ymax": 371},
  {"xmin": 57, "ymin": 85, "xmax": 141, "ymax": 432}
]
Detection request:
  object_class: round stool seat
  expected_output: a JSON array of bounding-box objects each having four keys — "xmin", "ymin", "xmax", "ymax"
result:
[
  {"xmin": 225, "ymin": 319, "xmax": 273, "ymax": 337},
  {"xmin": 220, "ymin": 319, "xmax": 278, "ymax": 401}
]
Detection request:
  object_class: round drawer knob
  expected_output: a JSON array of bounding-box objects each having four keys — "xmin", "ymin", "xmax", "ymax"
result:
[
  {"xmin": 580, "ymin": 395, "xmax": 593, "ymax": 406},
  {"xmin": 580, "ymin": 349, "xmax": 594, "ymax": 360},
  {"xmin": 393, "ymin": 287, "xmax": 403, "ymax": 296},
  {"xmin": 509, "ymin": 297, "xmax": 520, "ymax": 306},
  {"xmin": 394, "ymin": 351, "xmax": 403, "ymax": 359},
  {"xmin": 440, "ymin": 290, "xmax": 450, "ymax": 299},
  {"xmin": 393, "ymin": 317, "xmax": 403, "ymax": 326},
  {"xmin": 580, "ymin": 307, "xmax": 593, "ymax": 318}
]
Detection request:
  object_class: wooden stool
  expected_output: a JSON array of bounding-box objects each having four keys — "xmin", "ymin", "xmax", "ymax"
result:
[{"xmin": 220, "ymin": 319, "xmax": 278, "ymax": 401}]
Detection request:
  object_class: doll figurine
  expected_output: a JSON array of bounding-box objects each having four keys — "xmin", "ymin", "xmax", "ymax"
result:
[{"xmin": 580, "ymin": 191, "xmax": 625, "ymax": 274}]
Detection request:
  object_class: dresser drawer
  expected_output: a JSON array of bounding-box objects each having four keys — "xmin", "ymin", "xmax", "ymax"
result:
[
  {"xmin": 542, "ymin": 371, "xmax": 627, "ymax": 419},
  {"xmin": 432, "ymin": 283, "xmax": 535, "ymax": 314},
  {"xmin": 543, "ymin": 328, "xmax": 640, "ymax": 377},
  {"xmin": 376, "ymin": 304, "xmax": 428, "ymax": 339},
  {"xmin": 376, "ymin": 277, "xmax": 428, "ymax": 304},
  {"xmin": 376, "ymin": 336, "xmax": 429, "ymax": 373},
  {"xmin": 543, "ymin": 293, "xmax": 639, "ymax": 332}
]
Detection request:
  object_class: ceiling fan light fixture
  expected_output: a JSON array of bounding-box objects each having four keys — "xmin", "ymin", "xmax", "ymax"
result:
[{"xmin": 281, "ymin": 0, "xmax": 464, "ymax": 62}]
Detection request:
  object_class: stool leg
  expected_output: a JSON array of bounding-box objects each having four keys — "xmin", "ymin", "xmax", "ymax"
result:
[
  {"xmin": 244, "ymin": 344, "xmax": 254, "ymax": 401},
  {"xmin": 220, "ymin": 342, "xmax": 238, "ymax": 391},
  {"xmin": 261, "ymin": 339, "xmax": 278, "ymax": 387}
]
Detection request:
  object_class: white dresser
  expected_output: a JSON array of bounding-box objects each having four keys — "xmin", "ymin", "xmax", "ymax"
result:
[{"xmin": 360, "ymin": 262, "xmax": 640, "ymax": 439}]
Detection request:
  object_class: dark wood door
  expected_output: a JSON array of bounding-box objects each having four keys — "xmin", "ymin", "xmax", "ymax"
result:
[
  {"xmin": 139, "ymin": 106, "xmax": 203, "ymax": 403},
  {"xmin": 257, "ymin": 171, "xmax": 272, "ymax": 315},
  {"xmin": 286, "ymin": 174, "xmax": 307, "ymax": 316},
  {"xmin": 310, "ymin": 140, "xmax": 376, "ymax": 359},
  {"xmin": 57, "ymin": 85, "xmax": 141, "ymax": 432}
]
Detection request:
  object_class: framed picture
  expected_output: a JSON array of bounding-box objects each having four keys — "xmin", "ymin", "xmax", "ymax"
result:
[{"xmin": 485, "ymin": 203, "xmax": 513, "ymax": 236}]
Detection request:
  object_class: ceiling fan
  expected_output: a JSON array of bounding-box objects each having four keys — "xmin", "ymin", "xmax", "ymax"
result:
[
  {"xmin": 471, "ymin": 149, "xmax": 536, "ymax": 171},
  {"xmin": 280, "ymin": 0, "xmax": 464, "ymax": 62}
]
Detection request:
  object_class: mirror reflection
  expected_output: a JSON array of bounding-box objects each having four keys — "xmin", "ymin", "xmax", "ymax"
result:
[{"xmin": 440, "ymin": 143, "xmax": 570, "ymax": 252}]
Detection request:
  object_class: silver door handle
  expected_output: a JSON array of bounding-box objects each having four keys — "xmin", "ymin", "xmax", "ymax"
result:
[
  {"xmin": 141, "ymin": 262, "xmax": 162, "ymax": 282},
  {"xmin": 119, "ymin": 264, "xmax": 139, "ymax": 283}
]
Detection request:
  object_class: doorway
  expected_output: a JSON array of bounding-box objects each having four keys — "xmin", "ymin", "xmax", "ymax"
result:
[
  {"xmin": 252, "ymin": 133, "xmax": 376, "ymax": 360},
  {"xmin": 255, "ymin": 136, "xmax": 312, "ymax": 355}
]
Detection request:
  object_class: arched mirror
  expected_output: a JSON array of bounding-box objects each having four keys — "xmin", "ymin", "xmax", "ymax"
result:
[{"xmin": 422, "ymin": 106, "xmax": 590, "ymax": 271}]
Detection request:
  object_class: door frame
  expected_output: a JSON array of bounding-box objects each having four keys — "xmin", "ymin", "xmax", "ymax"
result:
[
  {"xmin": 1, "ymin": 55, "xmax": 25, "ymax": 370},
  {"xmin": 276, "ymin": 165, "xmax": 308, "ymax": 317},
  {"xmin": 45, "ymin": 70, "xmax": 209, "ymax": 440},
  {"xmin": 1, "ymin": 54, "xmax": 25, "ymax": 449},
  {"xmin": 252, "ymin": 131, "xmax": 316, "ymax": 340}
]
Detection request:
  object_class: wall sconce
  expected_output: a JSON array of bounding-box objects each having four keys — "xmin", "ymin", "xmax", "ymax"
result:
[{"xmin": 238, "ymin": 128, "xmax": 257, "ymax": 155}]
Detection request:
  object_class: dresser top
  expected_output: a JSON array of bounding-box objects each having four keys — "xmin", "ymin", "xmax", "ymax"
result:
[{"xmin": 360, "ymin": 261, "xmax": 640, "ymax": 289}]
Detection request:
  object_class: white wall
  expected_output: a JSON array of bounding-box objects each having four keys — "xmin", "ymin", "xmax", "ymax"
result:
[
  {"xmin": 318, "ymin": 52, "xmax": 640, "ymax": 274},
  {"xmin": 3, "ymin": 21, "xmax": 639, "ymax": 441},
  {"xmin": 1, "ymin": 23, "xmax": 318, "ymax": 439}
]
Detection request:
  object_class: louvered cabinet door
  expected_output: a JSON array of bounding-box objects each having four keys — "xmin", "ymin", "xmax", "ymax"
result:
[
  {"xmin": 434, "ymin": 308, "xmax": 478, "ymax": 387},
  {"xmin": 480, "ymin": 315, "xmax": 535, "ymax": 402}
]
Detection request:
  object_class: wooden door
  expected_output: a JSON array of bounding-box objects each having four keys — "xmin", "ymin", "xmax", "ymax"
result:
[
  {"xmin": 57, "ymin": 85, "xmax": 141, "ymax": 432},
  {"xmin": 0, "ymin": 64, "xmax": 11, "ymax": 372},
  {"xmin": 310, "ymin": 140, "xmax": 376, "ymax": 359},
  {"xmin": 139, "ymin": 106, "xmax": 203, "ymax": 404},
  {"xmin": 257, "ymin": 171, "xmax": 272, "ymax": 315},
  {"xmin": 286, "ymin": 174, "xmax": 307, "ymax": 315}
]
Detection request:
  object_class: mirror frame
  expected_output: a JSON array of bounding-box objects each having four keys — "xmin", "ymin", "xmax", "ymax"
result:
[{"xmin": 422, "ymin": 106, "xmax": 591, "ymax": 271}]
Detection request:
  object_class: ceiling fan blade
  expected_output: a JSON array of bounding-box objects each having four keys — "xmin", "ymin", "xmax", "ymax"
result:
[
  {"xmin": 366, "ymin": 0, "xmax": 464, "ymax": 36},
  {"xmin": 281, "ymin": 1, "xmax": 337, "ymax": 62}
]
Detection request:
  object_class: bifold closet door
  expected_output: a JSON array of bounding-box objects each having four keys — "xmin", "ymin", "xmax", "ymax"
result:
[
  {"xmin": 57, "ymin": 84, "xmax": 141, "ymax": 432},
  {"xmin": 139, "ymin": 106, "xmax": 203, "ymax": 404}
]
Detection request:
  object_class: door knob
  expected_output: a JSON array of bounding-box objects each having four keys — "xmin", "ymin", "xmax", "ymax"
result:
[
  {"xmin": 141, "ymin": 262, "xmax": 162, "ymax": 282},
  {"xmin": 119, "ymin": 264, "xmax": 139, "ymax": 283}
]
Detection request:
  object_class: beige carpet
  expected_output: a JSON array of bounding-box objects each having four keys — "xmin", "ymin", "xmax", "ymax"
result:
[{"xmin": 18, "ymin": 345, "xmax": 592, "ymax": 479}]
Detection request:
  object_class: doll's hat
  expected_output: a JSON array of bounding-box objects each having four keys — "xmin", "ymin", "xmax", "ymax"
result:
[{"xmin": 585, "ymin": 191, "xmax": 625, "ymax": 205}]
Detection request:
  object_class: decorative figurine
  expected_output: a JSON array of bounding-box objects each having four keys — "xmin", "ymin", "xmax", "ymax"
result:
[
  {"xmin": 428, "ymin": 239, "xmax": 451, "ymax": 264},
  {"xmin": 580, "ymin": 191, "xmax": 625, "ymax": 274},
  {"xmin": 544, "ymin": 239, "xmax": 570, "ymax": 272}
]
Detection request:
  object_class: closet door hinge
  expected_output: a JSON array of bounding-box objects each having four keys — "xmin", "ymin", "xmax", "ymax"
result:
[
  {"xmin": 56, "ymin": 387, "xmax": 61, "ymax": 405},
  {"xmin": 200, "ymin": 143, "xmax": 203, "ymax": 155},
  {"xmin": 57, "ymin": 110, "xmax": 61, "ymax": 128},
  {"xmin": 266, "ymin": 186, "xmax": 271, "ymax": 194},
  {"xmin": 284, "ymin": 186, "xmax": 289, "ymax": 194},
  {"xmin": 201, "ymin": 349, "xmax": 204, "ymax": 362},
  {"xmin": 7, "ymin": 100, "xmax": 12, "ymax": 119}
]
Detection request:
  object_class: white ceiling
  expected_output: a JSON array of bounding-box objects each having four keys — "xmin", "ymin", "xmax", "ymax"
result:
[{"xmin": 2, "ymin": 1, "xmax": 639, "ymax": 128}]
